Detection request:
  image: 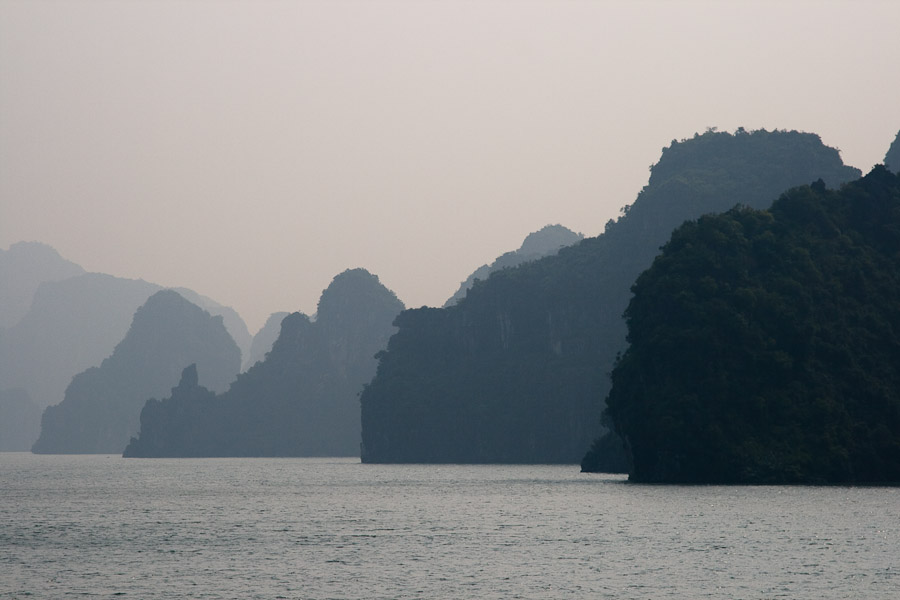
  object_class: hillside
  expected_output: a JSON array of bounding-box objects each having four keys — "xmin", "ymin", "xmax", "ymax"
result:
[
  {"xmin": 360, "ymin": 128, "xmax": 861, "ymax": 464},
  {"xmin": 32, "ymin": 290, "xmax": 240, "ymax": 454},
  {"xmin": 125, "ymin": 269, "xmax": 404, "ymax": 457},
  {"xmin": 243, "ymin": 311, "xmax": 290, "ymax": 371},
  {"xmin": 444, "ymin": 224, "xmax": 583, "ymax": 307},
  {"xmin": 0, "ymin": 271, "xmax": 250, "ymax": 410},
  {"xmin": 603, "ymin": 167, "xmax": 900, "ymax": 484}
]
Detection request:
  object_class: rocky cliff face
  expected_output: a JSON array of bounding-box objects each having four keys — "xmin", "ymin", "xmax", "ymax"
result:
[
  {"xmin": 32, "ymin": 290, "xmax": 241, "ymax": 454},
  {"xmin": 125, "ymin": 269, "xmax": 404, "ymax": 457},
  {"xmin": 123, "ymin": 365, "xmax": 221, "ymax": 458},
  {"xmin": 604, "ymin": 167, "xmax": 900, "ymax": 484}
]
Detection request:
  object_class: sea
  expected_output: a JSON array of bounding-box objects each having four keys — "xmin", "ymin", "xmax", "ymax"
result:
[{"xmin": 1, "ymin": 454, "xmax": 897, "ymax": 599}]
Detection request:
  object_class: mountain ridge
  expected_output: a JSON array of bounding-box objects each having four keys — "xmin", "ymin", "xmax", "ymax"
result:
[
  {"xmin": 125, "ymin": 268, "xmax": 404, "ymax": 457},
  {"xmin": 360, "ymin": 128, "xmax": 862, "ymax": 465}
]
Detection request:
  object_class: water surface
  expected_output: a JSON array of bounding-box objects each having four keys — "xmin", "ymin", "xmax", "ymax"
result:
[{"xmin": 1, "ymin": 454, "xmax": 896, "ymax": 598}]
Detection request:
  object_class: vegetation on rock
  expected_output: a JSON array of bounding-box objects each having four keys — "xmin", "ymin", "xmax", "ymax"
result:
[
  {"xmin": 361, "ymin": 128, "xmax": 861, "ymax": 465},
  {"xmin": 604, "ymin": 167, "xmax": 900, "ymax": 483}
]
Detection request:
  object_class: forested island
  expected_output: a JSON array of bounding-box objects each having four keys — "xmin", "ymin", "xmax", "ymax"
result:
[
  {"xmin": 360, "ymin": 128, "xmax": 861, "ymax": 465},
  {"xmin": 9, "ymin": 127, "xmax": 895, "ymax": 476},
  {"xmin": 600, "ymin": 166, "xmax": 900, "ymax": 484},
  {"xmin": 124, "ymin": 269, "xmax": 403, "ymax": 457}
]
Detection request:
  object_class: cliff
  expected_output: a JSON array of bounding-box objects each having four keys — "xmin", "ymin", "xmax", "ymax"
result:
[
  {"xmin": 243, "ymin": 311, "xmax": 290, "ymax": 371},
  {"xmin": 125, "ymin": 268, "xmax": 404, "ymax": 457},
  {"xmin": 605, "ymin": 167, "xmax": 900, "ymax": 484},
  {"xmin": 444, "ymin": 224, "xmax": 583, "ymax": 307},
  {"xmin": 360, "ymin": 128, "xmax": 862, "ymax": 464},
  {"xmin": 0, "ymin": 271, "xmax": 251, "ymax": 410},
  {"xmin": 32, "ymin": 290, "xmax": 240, "ymax": 454}
]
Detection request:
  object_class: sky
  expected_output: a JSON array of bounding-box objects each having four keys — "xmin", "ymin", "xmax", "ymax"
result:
[{"xmin": 1, "ymin": 0, "xmax": 898, "ymax": 333}]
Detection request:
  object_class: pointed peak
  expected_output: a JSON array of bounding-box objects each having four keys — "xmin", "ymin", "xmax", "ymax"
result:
[{"xmin": 177, "ymin": 364, "xmax": 199, "ymax": 390}]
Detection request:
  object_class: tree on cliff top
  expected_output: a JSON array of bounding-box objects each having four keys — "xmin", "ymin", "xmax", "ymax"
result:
[
  {"xmin": 605, "ymin": 167, "xmax": 900, "ymax": 484},
  {"xmin": 361, "ymin": 128, "xmax": 861, "ymax": 465}
]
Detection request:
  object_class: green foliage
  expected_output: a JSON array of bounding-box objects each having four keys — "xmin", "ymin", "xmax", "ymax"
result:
[
  {"xmin": 605, "ymin": 167, "xmax": 900, "ymax": 483},
  {"xmin": 360, "ymin": 128, "xmax": 861, "ymax": 465},
  {"xmin": 580, "ymin": 430, "xmax": 629, "ymax": 473}
]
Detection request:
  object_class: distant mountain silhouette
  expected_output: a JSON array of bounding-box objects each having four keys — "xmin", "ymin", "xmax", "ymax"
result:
[
  {"xmin": 884, "ymin": 129, "xmax": 900, "ymax": 173},
  {"xmin": 444, "ymin": 225, "xmax": 583, "ymax": 307},
  {"xmin": 0, "ymin": 241, "xmax": 84, "ymax": 329},
  {"xmin": 0, "ymin": 273, "xmax": 161, "ymax": 410},
  {"xmin": 125, "ymin": 269, "xmax": 404, "ymax": 457},
  {"xmin": 173, "ymin": 287, "xmax": 252, "ymax": 361},
  {"xmin": 0, "ymin": 388, "xmax": 41, "ymax": 451},
  {"xmin": 360, "ymin": 128, "xmax": 862, "ymax": 465},
  {"xmin": 0, "ymin": 270, "xmax": 251, "ymax": 410},
  {"xmin": 243, "ymin": 312, "xmax": 290, "ymax": 371},
  {"xmin": 32, "ymin": 290, "xmax": 241, "ymax": 454}
]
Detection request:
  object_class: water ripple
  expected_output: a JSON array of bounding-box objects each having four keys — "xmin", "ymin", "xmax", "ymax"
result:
[{"xmin": 1, "ymin": 454, "xmax": 897, "ymax": 599}]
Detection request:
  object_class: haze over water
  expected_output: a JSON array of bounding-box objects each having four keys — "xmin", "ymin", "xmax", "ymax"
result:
[
  {"xmin": 2, "ymin": 455, "xmax": 897, "ymax": 599},
  {"xmin": 2, "ymin": 1, "xmax": 898, "ymax": 331},
  {"xmin": 3, "ymin": 4, "xmax": 898, "ymax": 594}
]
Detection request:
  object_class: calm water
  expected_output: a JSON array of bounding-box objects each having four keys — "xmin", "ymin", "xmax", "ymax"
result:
[{"xmin": 1, "ymin": 454, "xmax": 897, "ymax": 599}]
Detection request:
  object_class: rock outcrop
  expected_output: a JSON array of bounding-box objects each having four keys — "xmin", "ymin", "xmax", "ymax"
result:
[
  {"xmin": 361, "ymin": 128, "xmax": 862, "ymax": 465},
  {"xmin": 33, "ymin": 290, "xmax": 240, "ymax": 454},
  {"xmin": 444, "ymin": 224, "xmax": 583, "ymax": 307},
  {"xmin": 0, "ymin": 272, "xmax": 250, "ymax": 410},
  {"xmin": 125, "ymin": 269, "xmax": 404, "ymax": 457}
]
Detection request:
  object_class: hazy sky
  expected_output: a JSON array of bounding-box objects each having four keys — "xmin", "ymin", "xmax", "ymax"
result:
[{"xmin": 2, "ymin": 0, "xmax": 898, "ymax": 332}]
